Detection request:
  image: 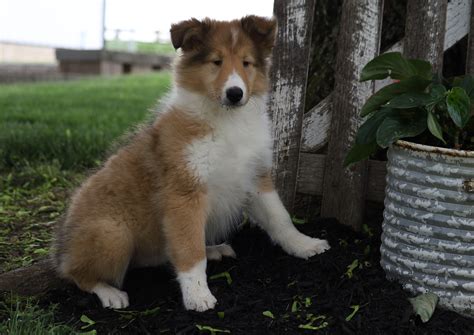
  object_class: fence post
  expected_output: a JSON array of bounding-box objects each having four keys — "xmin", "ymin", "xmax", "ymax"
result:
[
  {"xmin": 320, "ymin": 0, "xmax": 384, "ymax": 230},
  {"xmin": 467, "ymin": 1, "xmax": 474, "ymax": 74},
  {"xmin": 269, "ymin": 0, "xmax": 316, "ymax": 211},
  {"xmin": 404, "ymin": 0, "xmax": 448, "ymax": 73}
]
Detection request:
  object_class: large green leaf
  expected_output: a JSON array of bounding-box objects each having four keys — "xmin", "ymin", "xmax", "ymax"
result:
[
  {"xmin": 427, "ymin": 111, "xmax": 446, "ymax": 143},
  {"xmin": 446, "ymin": 87, "xmax": 471, "ymax": 128},
  {"xmin": 360, "ymin": 52, "xmax": 431, "ymax": 82},
  {"xmin": 376, "ymin": 112, "xmax": 427, "ymax": 148},
  {"xmin": 430, "ymin": 84, "xmax": 446, "ymax": 100},
  {"xmin": 343, "ymin": 141, "xmax": 378, "ymax": 167},
  {"xmin": 356, "ymin": 108, "xmax": 393, "ymax": 144},
  {"xmin": 453, "ymin": 75, "xmax": 474, "ymax": 102},
  {"xmin": 361, "ymin": 77, "xmax": 431, "ymax": 117},
  {"xmin": 408, "ymin": 59, "xmax": 432, "ymax": 80},
  {"xmin": 384, "ymin": 92, "xmax": 433, "ymax": 109}
]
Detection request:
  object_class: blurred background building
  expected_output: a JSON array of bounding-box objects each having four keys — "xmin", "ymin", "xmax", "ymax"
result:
[{"xmin": 0, "ymin": 0, "xmax": 273, "ymax": 82}]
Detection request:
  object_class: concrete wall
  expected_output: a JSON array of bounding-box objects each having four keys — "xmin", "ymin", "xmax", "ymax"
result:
[
  {"xmin": 0, "ymin": 64, "xmax": 61, "ymax": 83},
  {"xmin": 0, "ymin": 42, "xmax": 56, "ymax": 64}
]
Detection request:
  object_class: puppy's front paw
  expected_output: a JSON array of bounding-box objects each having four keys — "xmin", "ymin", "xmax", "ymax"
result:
[
  {"xmin": 178, "ymin": 260, "xmax": 217, "ymax": 312},
  {"xmin": 182, "ymin": 286, "xmax": 217, "ymax": 312},
  {"xmin": 283, "ymin": 234, "xmax": 330, "ymax": 259}
]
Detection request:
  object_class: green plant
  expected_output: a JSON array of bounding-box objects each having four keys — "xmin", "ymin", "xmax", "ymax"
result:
[{"xmin": 345, "ymin": 52, "xmax": 474, "ymax": 166}]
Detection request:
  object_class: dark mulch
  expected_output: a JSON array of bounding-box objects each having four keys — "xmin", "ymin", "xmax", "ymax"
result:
[{"xmin": 41, "ymin": 219, "xmax": 474, "ymax": 334}]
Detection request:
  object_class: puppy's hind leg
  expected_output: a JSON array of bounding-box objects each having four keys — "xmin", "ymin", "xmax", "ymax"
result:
[
  {"xmin": 91, "ymin": 282, "xmax": 129, "ymax": 309},
  {"xmin": 57, "ymin": 219, "xmax": 134, "ymax": 309}
]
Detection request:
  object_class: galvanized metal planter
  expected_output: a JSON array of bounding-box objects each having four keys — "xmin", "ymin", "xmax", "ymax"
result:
[{"xmin": 381, "ymin": 140, "xmax": 474, "ymax": 317}]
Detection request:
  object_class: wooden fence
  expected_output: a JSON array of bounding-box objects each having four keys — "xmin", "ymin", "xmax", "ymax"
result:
[{"xmin": 269, "ymin": 0, "xmax": 473, "ymax": 229}]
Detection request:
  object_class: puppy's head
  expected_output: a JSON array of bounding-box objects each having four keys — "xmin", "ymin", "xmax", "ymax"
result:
[{"xmin": 170, "ymin": 16, "xmax": 277, "ymax": 108}]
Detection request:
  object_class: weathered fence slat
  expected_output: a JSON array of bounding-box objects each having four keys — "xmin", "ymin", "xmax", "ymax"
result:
[
  {"xmin": 467, "ymin": 1, "xmax": 474, "ymax": 74},
  {"xmin": 297, "ymin": 154, "xmax": 386, "ymax": 202},
  {"xmin": 320, "ymin": 0, "xmax": 384, "ymax": 229},
  {"xmin": 301, "ymin": 93, "xmax": 332, "ymax": 153},
  {"xmin": 269, "ymin": 0, "xmax": 316, "ymax": 211},
  {"xmin": 445, "ymin": 0, "xmax": 471, "ymax": 53},
  {"xmin": 302, "ymin": 0, "xmax": 471, "ymax": 153},
  {"xmin": 404, "ymin": 0, "xmax": 448, "ymax": 72}
]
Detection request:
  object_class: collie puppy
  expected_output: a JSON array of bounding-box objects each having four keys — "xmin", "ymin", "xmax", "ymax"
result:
[{"xmin": 54, "ymin": 15, "xmax": 330, "ymax": 312}]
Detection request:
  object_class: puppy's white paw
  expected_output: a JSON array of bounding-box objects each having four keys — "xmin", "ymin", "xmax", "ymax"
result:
[
  {"xmin": 182, "ymin": 285, "xmax": 217, "ymax": 312},
  {"xmin": 178, "ymin": 259, "xmax": 217, "ymax": 312},
  {"xmin": 206, "ymin": 244, "xmax": 236, "ymax": 261},
  {"xmin": 92, "ymin": 283, "xmax": 129, "ymax": 309},
  {"xmin": 283, "ymin": 233, "xmax": 330, "ymax": 259}
]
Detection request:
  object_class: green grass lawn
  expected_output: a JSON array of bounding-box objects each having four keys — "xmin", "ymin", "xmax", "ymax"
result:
[
  {"xmin": 0, "ymin": 73, "xmax": 171, "ymax": 333},
  {"xmin": 0, "ymin": 72, "xmax": 171, "ymax": 169}
]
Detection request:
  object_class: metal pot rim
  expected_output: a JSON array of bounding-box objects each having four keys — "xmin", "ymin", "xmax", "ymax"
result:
[{"xmin": 394, "ymin": 140, "xmax": 474, "ymax": 158}]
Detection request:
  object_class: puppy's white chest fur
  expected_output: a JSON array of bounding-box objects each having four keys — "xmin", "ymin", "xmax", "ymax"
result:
[{"xmin": 184, "ymin": 97, "xmax": 272, "ymax": 242}]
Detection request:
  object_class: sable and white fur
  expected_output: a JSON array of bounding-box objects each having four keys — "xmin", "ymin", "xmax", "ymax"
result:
[{"xmin": 54, "ymin": 16, "xmax": 329, "ymax": 312}]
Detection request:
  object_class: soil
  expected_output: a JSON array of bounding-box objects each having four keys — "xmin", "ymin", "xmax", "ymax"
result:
[{"xmin": 40, "ymin": 218, "xmax": 474, "ymax": 334}]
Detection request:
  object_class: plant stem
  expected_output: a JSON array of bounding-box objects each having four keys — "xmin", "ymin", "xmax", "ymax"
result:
[{"xmin": 454, "ymin": 129, "xmax": 461, "ymax": 150}]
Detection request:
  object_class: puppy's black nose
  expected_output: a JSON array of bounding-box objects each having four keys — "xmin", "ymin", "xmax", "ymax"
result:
[{"xmin": 226, "ymin": 87, "xmax": 243, "ymax": 104}]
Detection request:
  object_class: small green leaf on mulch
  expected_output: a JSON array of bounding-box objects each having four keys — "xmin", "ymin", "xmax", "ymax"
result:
[
  {"xmin": 345, "ymin": 305, "xmax": 360, "ymax": 322},
  {"xmin": 408, "ymin": 292, "xmax": 439, "ymax": 323},
  {"xmin": 80, "ymin": 314, "xmax": 96, "ymax": 329},
  {"xmin": 210, "ymin": 271, "xmax": 233, "ymax": 285},
  {"xmin": 196, "ymin": 324, "xmax": 230, "ymax": 334},
  {"xmin": 262, "ymin": 310, "xmax": 275, "ymax": 319}
]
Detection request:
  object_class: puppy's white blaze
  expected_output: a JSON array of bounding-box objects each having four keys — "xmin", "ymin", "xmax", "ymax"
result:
[
  {"xmin": 222, "ymin": 71, "xmax": 247, "ymax": 103},
  {"xmin": 177, "ymin": 259, "xmax": 217, "ymax": 311},
  {"xmin": 231, "ymin": 27, "xmax": 239, "ymax": 47}
]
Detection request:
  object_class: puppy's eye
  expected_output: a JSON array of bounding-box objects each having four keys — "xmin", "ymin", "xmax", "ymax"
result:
[
  {"xmin": 243, "ymin": 61, "xmax": 250, "ymax": 67},
  {"xmin": 213, "ymin": 60, "xmax": 222, "ymax": 66}
]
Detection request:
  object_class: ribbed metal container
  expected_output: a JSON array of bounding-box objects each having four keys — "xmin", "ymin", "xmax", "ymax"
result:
[{"xmin": 381, "ymin": 140, "xmax": 474, "ymax": 317}]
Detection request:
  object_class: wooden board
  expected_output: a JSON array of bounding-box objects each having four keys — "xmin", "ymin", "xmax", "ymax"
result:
[
  {"xmin": 445, "ymin": 0, "xmax": 471, "ymax": 52},
  {"xmin": 320, "ymin": 0, "xmax": 383, "ymax": 229},
  {"xmin": 297, "ymin": 154, "xmax": 387, "ymax": 202},
  {"xmin": 467, "ymin": 1, "xmax": 474, "ymax": 74},
  {"xmin": 302, "ymin": 0, "xmax": 472, "ymax": 153},
  {"xmin": 404, "ymin": 0, "xmax": 448, "ymax": 72},
  {"xmin": 296, "ymin": 153, "xmax": 326, "ymax": 196},
  {"xmin": 301, "ymin": 93, "xmax": 332, "ymax": 153},
  {"xmin": 269, "ymin": 0, "xmax": 316, "ymax": 211}
]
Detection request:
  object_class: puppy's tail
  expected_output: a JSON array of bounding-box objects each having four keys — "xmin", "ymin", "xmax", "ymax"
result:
[
  {"xmin": 0, "ymin": 256, "xmax": 60, "ymax": 296},
  {"xmin": 0, "ymin": 215, "xmax": 67, "ymax": 295}
]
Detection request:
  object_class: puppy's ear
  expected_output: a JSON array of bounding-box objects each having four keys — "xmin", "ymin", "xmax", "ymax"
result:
[
  {"xmin": 170, "ymin": 18, "xmax": 208, "ymax": 52},
  {"xmin": 241, "ymin": 16, "xmax": 277, "ymax": 54}
]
